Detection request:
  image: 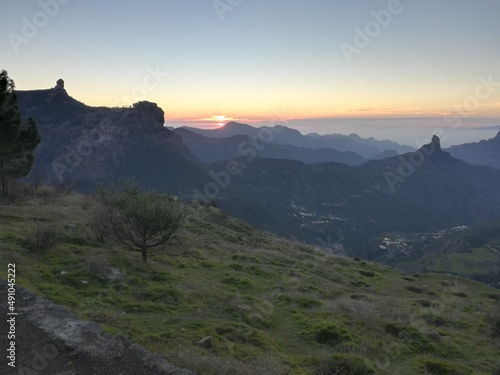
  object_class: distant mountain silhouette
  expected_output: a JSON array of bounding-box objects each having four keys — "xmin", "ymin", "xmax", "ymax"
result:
[
  {"xmin": 173, "ymin": 127, "xmax": 366, "ymax": 165},
  {"xmin": 183, "ymin": 122, "xmax": 413, "ymax": 158},
  {"xmin": 446, "ymin": 131, "xmax": 500, "ymax": 169},
  {"xmin": 368, "ymin": 150, "xmax": 399, "ymax": 160},
  {"xmin": 308, "ymin": 132, "xmax": 415, "ymax": 155}
]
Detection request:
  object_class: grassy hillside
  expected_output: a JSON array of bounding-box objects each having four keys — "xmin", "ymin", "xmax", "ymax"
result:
[
  {"xmin": 1, "ymin": 189, "xmax": 499, "ymax": 374},
  {"xmin": 382, "ymin": 222, "xmax": 500, "ymax": 287},
  {"xmin": 422, "ymin": 223, "xmax": 500, "ymax": 283}
]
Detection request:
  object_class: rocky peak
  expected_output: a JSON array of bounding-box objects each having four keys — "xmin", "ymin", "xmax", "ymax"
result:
[
  {"xmin": 54, "ymin": 78, "xmax": 65, "ymax": 90},
  {"xmin": 52, "ymin": 78, "xmax": 68, "ymax": 95},
  {"xmin": 417, "ymin": 135, "xmax": 443, "ymax": 157},
  {"xmin": 129, "ymin": 101, "xmax": 165, "ymax": 131},
  {"xmin": 431, "ymin": 135, "xmax": 442, "ymax": 152}
]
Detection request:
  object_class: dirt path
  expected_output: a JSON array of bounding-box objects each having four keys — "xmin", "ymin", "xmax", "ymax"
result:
[{"xmin": 0, "ymin": 279, "xmax": 194, "ymax": 375}]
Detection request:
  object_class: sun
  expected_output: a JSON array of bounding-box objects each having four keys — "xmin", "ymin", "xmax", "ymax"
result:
[{"xmin": 212, "ymin": 115, "xmax": 233, "ymax": 127}]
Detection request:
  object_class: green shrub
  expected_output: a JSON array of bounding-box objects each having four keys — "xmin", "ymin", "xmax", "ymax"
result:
[
  {"xmin": 296, "ymin": 296, "xmax": 321, "ymax": 309},
  {"xmin": 140, "ymin": 286, "xmax": 181, "ymax": 303},
  {"xmin": 422, "ymin": 314, "xmax": 448, "ymax": 327},
  {"xmin": 313, "ymin": 323, "xmax": 351, "ymax": 346},
  {"xmin": 419, "ymin": 358, "xmax": 472, "ymax": 375},
  {"xmin": 223, "ymin": 276, "xmax": 253, "ymax": 289},
  {"xmin": 351, "ymin": 281, "xmax": 370, "ymax": 287},
  {"xmin": 385, "ymin": 323, "xmax": 431, "ymax": 353},
  {"xmin": 358, "ymin": 269, "xmax": 376, "ymax": 277},
  {"xmin": 385, "ymin": 322, "xmax": 405, "ymax": 337},
  {"xmin": 314, "ymin": 353, "xmax": 375, "ymax": 375},
  {"xmin": 406, "ymin": 285, "xmax": 424, "ymax": 294}
]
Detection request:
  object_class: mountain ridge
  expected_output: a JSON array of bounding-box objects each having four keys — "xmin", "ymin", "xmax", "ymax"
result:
[
  {"xmin": 182, "ymin": 122, "xmax": 413, "ymax": 158},
  {"xmin": 446, "ymin": 130, "xmax": 500, "ymax": 169},
  {"xmin": 173, "ymin": 127, "xmax": 367, "ymax": 165}
]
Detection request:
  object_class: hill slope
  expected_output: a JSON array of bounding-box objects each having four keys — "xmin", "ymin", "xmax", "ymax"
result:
[
  {"xmin": 1, "ymin": 191, "xmax": 499, "ymax": 374},
  {"xmin": 377, "ymin": 221, "xmax": 500, "ymax": 287}
]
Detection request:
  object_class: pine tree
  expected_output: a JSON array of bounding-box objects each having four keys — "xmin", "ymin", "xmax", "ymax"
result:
[{"xmin": 0, "ymin": 70, "xmax": 40, "ymax": 197}]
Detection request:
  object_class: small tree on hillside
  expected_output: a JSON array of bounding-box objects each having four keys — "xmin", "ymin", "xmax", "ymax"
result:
[
  {"xmin": 0, "ymin": 70, "xmax": 40, "ymax": 197},
  {"xmin": 91, "ymin": 182, "xmax": 185, "ymax": 262}
]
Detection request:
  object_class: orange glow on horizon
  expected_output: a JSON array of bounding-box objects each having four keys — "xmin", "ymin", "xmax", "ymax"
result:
[
  {"xmin": 73, "ymin": 89, "xmax": 500, "ymax": 125},
  {"xmin": 164, "ymin": 104, "xmax": 500, "ymax": 124}
]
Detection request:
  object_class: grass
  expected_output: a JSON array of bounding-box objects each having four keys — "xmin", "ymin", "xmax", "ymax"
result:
[
  {"xmin": 424, "ymin": 247, "xmax": 500, "ymax": 276},
  {"xmin": 1, "ymin": 190, "xmax": 500, "ymax": 374}
]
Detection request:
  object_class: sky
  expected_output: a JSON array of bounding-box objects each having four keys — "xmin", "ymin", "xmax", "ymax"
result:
[{"xmin": 2, "ymin": 0, "xmax": 500, "ymax": 146}]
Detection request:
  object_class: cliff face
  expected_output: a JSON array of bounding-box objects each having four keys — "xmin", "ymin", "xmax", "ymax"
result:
[
  {"xmin": 131, "ymin": 101, "xmax": 166, "ymax": 132},
  {"xmin": 16, "ymin": 86, "xmax": 208, "ymax": 196}
]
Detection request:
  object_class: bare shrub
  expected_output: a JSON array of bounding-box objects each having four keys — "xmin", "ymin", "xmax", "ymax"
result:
[
  {"xmin": 90, "ymin": 181, "xmax": 185, "ymax": 262},
  {"xmin": 31, "ymin": 174, "xmax": 46, "ymax": 198},
  {"xmin": 80, "ymin": 194, "xmax": 94, "ymax": 210},
  {"xmin": 1, "ymin": 180, "xmax": 31, "ymax": 203},
  {"xmin": 23, "ymin": 224, "xmax": 61, "ymax": 254},
  {"xmin": 55, "ymin": 180, "xmax": 75, "ymax": 194}
]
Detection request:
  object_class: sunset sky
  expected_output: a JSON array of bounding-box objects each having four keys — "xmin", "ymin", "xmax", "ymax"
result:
[{"xmin": 2, "ymin": 0, "xmax": 500, "ymax": 144}]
